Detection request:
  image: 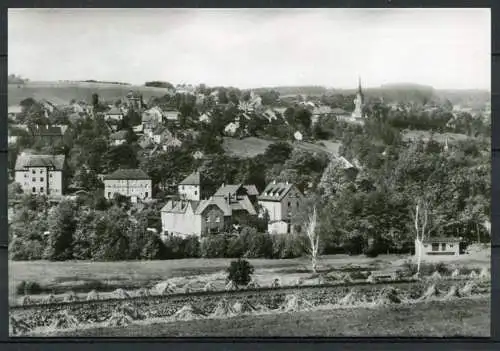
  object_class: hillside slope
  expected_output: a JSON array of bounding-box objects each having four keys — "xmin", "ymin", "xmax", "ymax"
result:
[{"xmin": 8, "ymin": 82, "xmax": 169, "ymax": 106}]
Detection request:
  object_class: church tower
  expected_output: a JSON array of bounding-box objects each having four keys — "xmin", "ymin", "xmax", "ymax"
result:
[{"xmin": 351, "ymin": 76, "xmax": 364, "ymax": 120}]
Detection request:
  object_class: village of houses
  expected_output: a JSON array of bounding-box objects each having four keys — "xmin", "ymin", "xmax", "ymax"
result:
[
  {"xmin": 7, "ymin": 78, "xmax": 492, "ymax": 262},
  {"xmin": 7, "ymin": 81, "xmax": 371, "ymax": 240},
  {"xmin": 7, "ymin": 78, "xmax": 492, "ymax": 337}
]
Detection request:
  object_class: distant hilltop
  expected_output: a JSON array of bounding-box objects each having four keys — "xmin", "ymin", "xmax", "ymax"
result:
[
  {"xmin": 7, "ymin": 79, "xmax": 489, "ymax": 107},
  {"xmin": 7, "ymin": 81, "xmax": 170, "ymax": 106}
]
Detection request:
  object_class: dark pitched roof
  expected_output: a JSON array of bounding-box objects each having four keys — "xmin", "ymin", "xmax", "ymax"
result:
[
  {"xmin": 258, "ymin": 182, "xmax": 298, "ymax": 202},
  {"xmin": 161, "ymin": 200, "xmax": 200, "ymax": 214},
  {"xmin": 422, "ymin": 237, "xmax": 462, "ymax": 244},
  {"xmin": 194, "ymin": 195, "xmax": 257, "ymax": 216},
  {"xmin": 179, "ymin": 171, "xmax": 202, "ymax": 185},
  {"xmin": 103, "ymin": 168, "xmax": 150, "ymax": 180},
  {"xmin": 15, "ymin": 154, "xmax": 65, "ymax": 171},
  {"xmin": 244, "ymin": 185, "xmax": 259, "ymax": 196},
  {"xmin": 214, "ymin": 184, "xmax": 243, "ymax": 197}
]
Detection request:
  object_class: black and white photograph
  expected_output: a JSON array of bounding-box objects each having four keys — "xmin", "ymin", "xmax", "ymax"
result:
[{"xmin": 7, "ymin": 8, "xmax": 491, "ymax": 337}]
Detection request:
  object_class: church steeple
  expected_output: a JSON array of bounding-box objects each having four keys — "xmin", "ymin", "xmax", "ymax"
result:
[{"xmin": 357, "ymin": 76, "xmax": 363, "ymax": 98}]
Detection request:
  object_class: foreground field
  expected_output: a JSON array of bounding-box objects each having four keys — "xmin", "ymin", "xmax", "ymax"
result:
[
  {"xmin": 48, "ymin": 296, "xmax": 490, "ymax": 337},
  {"xmin": 9, "ymin": 248, "xmax": 490, "ymax": 305}
]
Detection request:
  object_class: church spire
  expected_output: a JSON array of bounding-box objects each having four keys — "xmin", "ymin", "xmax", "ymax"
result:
[{"xmin": 358, "ymin": 76, "xmax": 362, "ymax": 95}]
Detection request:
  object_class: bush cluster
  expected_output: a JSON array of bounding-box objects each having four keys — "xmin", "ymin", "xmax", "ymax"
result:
[{"xmin": 163, "ymin": 229, "xmax": 305, "ymax": 260}]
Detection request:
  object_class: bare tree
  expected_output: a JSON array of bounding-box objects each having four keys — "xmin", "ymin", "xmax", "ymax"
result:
[
  {"xmin": 305, "ymin": 206, "xmax": 320, "ymax": 273},
  {"xmin": 412, "ymin": 198, "xmax": 429, "ymax": 277}
]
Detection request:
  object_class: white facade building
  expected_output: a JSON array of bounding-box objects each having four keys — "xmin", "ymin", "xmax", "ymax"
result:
[
  {"xmin": 103, "ymin": 168, "xmax": 152, "ymax": 203},
  {"xmin": 14, "ymin": 154, "xmax": 65, "ymax": 197}
]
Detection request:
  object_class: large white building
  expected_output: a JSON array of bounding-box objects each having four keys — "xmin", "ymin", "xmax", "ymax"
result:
[
  {"xmin": 258, "ymin": 181, "xmax": 304, "ymax": 234},
  {"xmin": 103, "ymin": 168, "xmax": 152, "ymax": 203},
  {"xmin": 14, "ymin": 154, "xmax": 65, "ymax": 197}
]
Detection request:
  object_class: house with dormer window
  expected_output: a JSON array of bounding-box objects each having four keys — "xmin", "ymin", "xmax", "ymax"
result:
[
  {"xmin": 160, "ymin": 172, "xmax": 258, "ymax": 238},
  {"xmin": 258, "ymin": 180, "xmax": 304, "ymax": 234}
]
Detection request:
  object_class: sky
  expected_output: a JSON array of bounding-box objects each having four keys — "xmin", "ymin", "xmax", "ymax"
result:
[{"xmin": 8, "ymin": 8, "xmax": 491, "ymax": 90}]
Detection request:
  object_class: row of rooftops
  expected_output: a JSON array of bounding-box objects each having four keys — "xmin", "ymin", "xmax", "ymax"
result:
[
  {"xmin": 178, "ymin": 171, "xmax": 298, "ymax": 203},
  {"xmin": 162, "ymin": 194, "xmax": 257, "ymax": 217},
  {"xmin": 14, "ymin": 154, "xmax": 66, "ymax": 171}
]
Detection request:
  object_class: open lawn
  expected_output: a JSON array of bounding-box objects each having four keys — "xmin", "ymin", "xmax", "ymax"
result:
[
  {"xmin": 222, "ymin": 136, "xmax": 341, "ymax": 158},
  {"xmin": 8, "ymin": 82, "xmax": 169, "ymax": 106},
  {"xmin": 48, "ymin": 296, "xmax": 490, "ymax": 337},
  {"xmin": 9, "ymin": 248, "xmax": 489, "ymax": 305}
]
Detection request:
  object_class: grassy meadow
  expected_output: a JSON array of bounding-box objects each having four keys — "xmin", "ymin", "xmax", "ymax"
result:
[
  {"xmin": 46, "ymin": 296, "xmax": 490, "ymax": 337},
  {"xmin": 8, "ymin": 82, "xmax": 169, "ymax": 106},
  {"xmin": 9, "ymin": 248, "xmax": 490, "ymax": 306}
]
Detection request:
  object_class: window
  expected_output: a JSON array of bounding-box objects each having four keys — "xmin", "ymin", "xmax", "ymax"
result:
[
  {"xmin": 40, "ymin": 169, "xmax": 43, "ymax": 174},
  {"xmin": 441, "ymin": 243, "xmax": 446, "ymax": 251},
  {"xmin": 32, "ymin": 178, "xmax": 35, "ymax": 182},
  {"xmin": 32, "ymin": 187, "xmax": 36, "ymax": 193},
  {"xmin": 206, "ymin": 217, "xmax": 211, "ymax": 223},
  {"xmin": 40, "ymin": 187, "xmax": 44, "ymax": 193},
  {"xmin": 49, "ymin": 173, "xmax": 53, "ymax": 178},
  {"xmin": 32, "ymin": 170, "xmax": 35, "ymax": 174},
  {"xmin": 215, "ymin": 217, "xmax": 220, "ymax": 223},
  {"xmin": 108, "ymin": 192, "xmax": 111, "ymax": 198},
  {"xmin": 449, "ymin": 244, "xmax": 454, "ymax": 248},
  {"xmin": 288, "ymin": 201, "xmax": 291, "ymax": 207},
  {"xmin": 194, "ymin": 190, "xmax": 198, "ymax": 196},
  {"xmin": 40, "ymin": 177, "xmax": 44, "ymax": 182},
  {"xmin": 431, "ymin": 243, "xmax": 439, "ymax": 252},
  {"xmin": 24, "ymin": 174, "xmax": 27, "ymax": 178},
  {"xmin": 145, "ymin": 192, "xmax": 148, "ymax": 198}
]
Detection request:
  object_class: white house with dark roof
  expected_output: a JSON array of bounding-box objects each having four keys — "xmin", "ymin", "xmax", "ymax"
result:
[
  {"xmin": 177, "ymin": 171, "xmax": 210, "ymax": 201},
  {"xmin": 103, "ymin": 168, "xmax": 152, "ymax": 203},
  {"xmin": 163, "ymin": 109, "xmax": 181, "ymax": 122},
  {"xmin": 161, "ymin": 173, "xmax": 259, "ymax": 237},
  {"xmin": 14, "ymin": 153, "xmax": 65, "ymax": 197},
  {"xmin": 104, "ymin": 107, "xmax": 124, "ymax": 121},
  {"xmin": 109, "ymin": 130, "xmax": 128, "ymax": 146},
  {"xmin": 162, "ymin": 135, "xmax": 182, "ymax": 152},
  {"xmin": 258, "ymin": 181, "xmax": 304, "ymax": 234}
]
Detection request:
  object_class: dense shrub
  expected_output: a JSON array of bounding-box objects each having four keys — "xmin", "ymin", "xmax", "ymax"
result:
[
  {"xmin": 9, "ymin": 238, "xmax": 45, "ymax": 260},
  {"xmin": 16, "ymin": 281, "xmax": 42, "ymax": 296},
  {"xmin": 241, "ymin": 229, "xmax": 273, "ymax": 258},
  {"xmin": 182, "ymin": 235, "xmax": 201, "ymax": 258},
  {"xmin": 226, "ymin": 235, "xmax": 246, "ymax": 258},
  {"xmin": 270, "ymin": 233, "xmax": 303, "ymax": 259},
  {"xmin": 163, "ymin": 235, "xmax": 201, "ymax": 259},
  {"xmin": 200, "ymin": 235, "xmax": 228, "ymax": 258},
  {"xmin": 363, "ymin": 247, "xmax": 379, "ymax": 258},
  {"xmin": 227, "ymin": 258, "xmax": 254, "ymax": 286},
  {"xmin": 342, "ymin": 235, "xmax": 365, "ymax": 255}
]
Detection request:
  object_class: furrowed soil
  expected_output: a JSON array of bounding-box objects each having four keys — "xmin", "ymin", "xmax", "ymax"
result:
[{"xmin": 47, "ymin": 296, "xmax": 490, "ymax": 337}]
